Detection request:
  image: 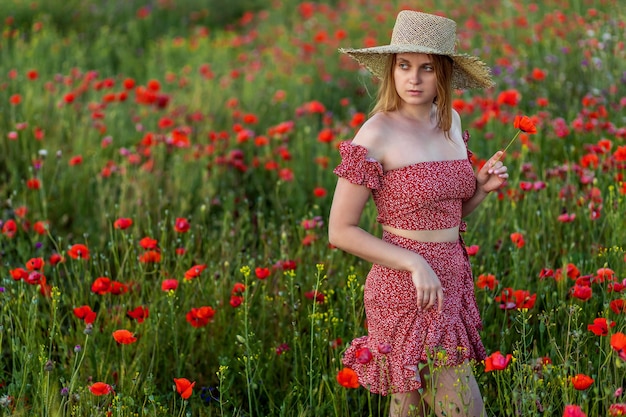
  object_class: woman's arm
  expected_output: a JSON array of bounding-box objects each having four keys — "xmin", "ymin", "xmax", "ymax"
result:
[
  {"xmin": 328, "ymin": 178, "xmax": 443, "ymax": 312},
  {"xmin": 462, "ymin": 151, "xmax": 508, "ymax": 217}
]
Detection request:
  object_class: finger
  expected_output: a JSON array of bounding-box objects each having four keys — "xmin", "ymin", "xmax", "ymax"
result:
[
  {"xmin": 416, "ymin": 289, "xmax": 423, "ymax": 310},
  {"xmin": 488, "ymin": 160, "xmax": 503, "ymax": 174},
  {"xmin": 420, "ymin": 291, "xmax": 430, "ymax": 310},
  {"xmin": 437, "ymin": 288, "xmax": 444, "ymax": 313},
  {"xmin": 489, "ymin": 151, "xmax": 504, "ymax": 167},
  {"xmin": 425, "ymin": 291, "xmax": 437, "ymax": 311}
]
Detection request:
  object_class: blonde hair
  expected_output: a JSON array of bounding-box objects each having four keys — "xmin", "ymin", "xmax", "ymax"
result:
[{"xmin": 370, "ymin": 54, "xmax": 454, "ymax": 135}]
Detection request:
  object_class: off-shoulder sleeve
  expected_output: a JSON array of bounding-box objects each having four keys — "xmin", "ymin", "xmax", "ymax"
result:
[
  {"xmin": 462, "ymin": 130, "xmax": 474, "ymax": 161},
  {"xmin": 333, "ymin": 141, "xmax": 383, "ymax": 189}
]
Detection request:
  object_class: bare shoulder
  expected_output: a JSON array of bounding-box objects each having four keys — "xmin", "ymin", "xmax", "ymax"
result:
[{"xmin": 350, "ymin": 112, "xmax": 393, "ymax": 161}]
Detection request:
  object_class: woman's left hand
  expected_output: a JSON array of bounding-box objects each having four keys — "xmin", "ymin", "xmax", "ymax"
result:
[{"xmin": 476, "ymin": 151, "xmax": 508, "ymax": 193}]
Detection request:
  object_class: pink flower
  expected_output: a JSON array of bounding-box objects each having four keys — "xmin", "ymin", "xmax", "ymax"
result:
[
  {"xmin": 355, "ymin": 347, "xmax": 373, "ymax": 364},
  {"xmin": 563, "ymin": 404, "xmax": 586, "ymax": 417},
  {"xmin": 378, "ymin": 342, "xmax": 392, "ymax": 354}
]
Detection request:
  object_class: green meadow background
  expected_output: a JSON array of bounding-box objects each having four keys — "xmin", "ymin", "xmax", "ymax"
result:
[{"xmin": 0, "ymin": 0, "xmax": 625, "ymax": 415}]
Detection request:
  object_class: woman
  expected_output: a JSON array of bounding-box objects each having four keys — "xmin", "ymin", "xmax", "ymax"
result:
[{"xmin": 329, "ymin": 11, "xmax": 508, "ymax": 417}]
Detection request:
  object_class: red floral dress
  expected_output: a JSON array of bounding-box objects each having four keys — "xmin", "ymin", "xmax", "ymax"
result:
[{"xmin": 333, "ymin": 132, "xmax": 486, "ymax": 395}]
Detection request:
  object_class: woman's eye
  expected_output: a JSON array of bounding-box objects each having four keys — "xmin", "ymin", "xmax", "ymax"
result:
[
  {"xmin": 399, "ymin": 63, "xmax": 409, "ymax": 69},
  {"xmin": 424, "ymin": 65, "xmax": 434, "ymax": 71}
]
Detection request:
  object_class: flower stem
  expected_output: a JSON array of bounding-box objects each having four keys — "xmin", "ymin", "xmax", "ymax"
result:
[{"xmin": 493, "ymin": 130, "xmax": 521, "ymax": 164}]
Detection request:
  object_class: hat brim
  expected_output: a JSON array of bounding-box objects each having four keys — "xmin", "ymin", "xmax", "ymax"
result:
[{"xmin": 340, "ymin": 46, "xmax": 495, "ymax": 90}]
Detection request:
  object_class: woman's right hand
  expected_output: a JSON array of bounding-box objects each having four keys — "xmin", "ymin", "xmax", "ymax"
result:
[{"xmin": 409, "ymin": 259, "xmax": 444, "ymax": 313}]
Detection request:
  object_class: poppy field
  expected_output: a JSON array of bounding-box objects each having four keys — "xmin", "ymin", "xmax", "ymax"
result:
[{"xmin": 0, "ymin": 0, "xmax": 625, "ymax": 416}]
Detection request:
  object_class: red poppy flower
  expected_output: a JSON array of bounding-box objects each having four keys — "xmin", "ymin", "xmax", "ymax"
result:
[
  {"xmin": 161, "ymin": 279, "xmax": 179, "ymax": 291},
  {"xmin": 110, "ymin": 281, "xmax": 129, "ymax": 295},
  {"xmin": 113, "ymin": 218, "xmax": 133, "ymax": 230},
  {"xmin": 147, "ymin": 79, "xmax": 161, "ymax": 92},
  {"xmin": 33, "ymin": 220, "xmax": 49, "ymax": 235},
  {"xmin": 609, "ymin": 281, "xmax": 626, "ymax": 293},
  {"xmin": 355, "ymin": 347, "xmax": 373, "ymax": 364},
  {"xmin": 280, "ymin": 260, "xmax": 297, "ymax": 270},
  {"xmin": 571, "ymin": 284, "xmax": 592, "ymax": 301},
  {"xmin": 112, "ymin": 329, "xmax": 137, "ymax": 344},
  {"xmin": 25, "ymin": 257, "xmax": 45, "ymax": 271},
  {"xmin": 186, "ymin": 306, "xmax": 216, "ymax": 328},
  {"xmin": 304, "ymin": 290, "xmax": 325, "ymax": 303},
  {"xmin": 484, "ymin": 351, "xmax": 512, "ymax": 372},
  {"xmin": 513, "ymin": 115, "xmax": 538, "ymax": 134},
  {"xmin": 587, "ymin": 318, "xmax": 615, "ymax": 336},
  {"xmin": 317, "ymin": 128, "xmax": 334, "ymax": 143},
  {"xmin": 594, "ymin": 268, "xmax": 615, "ymax": 283},
  {"xmin": 610, "ymin": 299, "xmax": 626, "ymax": 315},
  {"xmin": 565, "ymin": 263, "xmax": 581, "ymax": 280},
  {"xmin": 242, "ymin": 113, "xmax": 258, "ymax": 124},
  {"xmin": 509, "ymin": 232, "xmax": 525, "ymax": 248},
  {"xmin": 73, "ymin": 305, "xmax": 97, "ymax": 324},
  {"xmin": 512, "ymin": 289, "xmax": 536, "ymax": 308},
  {"xmin": 13, "ymin": 206, "xmax": 27, "ymax": 218},
  {"xmin": 530, "ymin": 68, "xmax": 546, "ymax": 81},
  {"xmin": 494, "ymin": 114, "xmax": 538, "ymax": 164},
  {"xmin": 184, "ymin": 264, "xmax": 206, "ymax": 280},
  {"xmin": 26, "ymin": 178, "xmax": 41, "ymax": 190},
  {"xmin": 476, "ymin": 274, "xmax": 498, "ymax": 290},
  {"xmin": 10, "ymin": 267, "xmax": 29, "ymax": 281},
  {"xmin": 571, "ymin": 373, "xmax": 594, "ymax": 390},
  {"xmin": 123, "ymin": 78, "xmax": 135, "ymax": 89},
  {"xmin": 313, "ymin": 186, "xmax": 327, "ymax": 198},
  {"xmin": 232, "ymin": 282, "xmax": 246, "ymax": 295},
  {"xmin": 610, "ymin": 332, "xmax": 626, "ymax": 361},
  {"xmin": 9, "ymin": 94, "xmax": 23, "ymax": 106},
  {"xmin": 138, "ymin": 250, "xmax": 161, "ymax": 263},
  {"xmin": 68, "ymin": 155, "xmax": 83, "ymax": 166},
  {"xmin": 174, "ymin": 217, "xmax": 190, "ymax": 233},
  {"xmin": 496, "ymin": 89, "xmax": 521, "ymax": 106},
  {"xmin": 495, "ymin": 288, "xmax": 520, "ymax": 310},
  {"xmin": 139, "ymin": 237, "xmax": 158, "ymax": 249},
  {"xmin": 465, "ymin": 245, "xmax": 479, "ymax": 256},
  {"xmin": 2, "ymin": 219, "xmax": 17, "ymax": 238},
  {"xmin": 336, "ymin": 368, "xmax": 359, "ymax": 389},
  {"xmin": 68, "ymin": 244, "xmax": 90, "ymax": 260},
  {"xmin": 91, "ymin": 277, "xmax": 112, "ymax": 295},
  {"xmin": 350, "ymin": 112, "xmax": 366, "ymax": 128},
  {"xmin": 539, "ymin": 268, "xmax": 554, "ymax": 279},
  {"xmin": 49, "ymin": 253, "xmax": 63, "ymax": 266},
  {"xmin": 255, "ymin": 267, "xmax": 270, "ymax": 280},
  {"xmin": 173, "ymin": 378, "xmax": 195, "ymax": 399},
  {"xmin": 127, "ymin": 306, "xmax": 149, "ymax": 323},
  {"xmin": 230, "ymin": 295, "xmax": 243, "ymax": 308},
  {"xmin": 301, "ymin": 234, "xmax": 317, "ymax": 246},
  {"xmin": 89, "ymin": 382, "xmax": 113, "ymax": 396}
]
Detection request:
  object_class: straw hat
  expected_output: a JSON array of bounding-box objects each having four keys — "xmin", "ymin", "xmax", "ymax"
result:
[{"xmin": 339, "ymin": 10, "xmax": 494, "ymax": 89}]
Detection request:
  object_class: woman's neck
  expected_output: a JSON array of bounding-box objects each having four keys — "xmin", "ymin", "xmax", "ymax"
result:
[{"xmin": 396, "ymin": 103, "xmax": 437, "ymax": 125}]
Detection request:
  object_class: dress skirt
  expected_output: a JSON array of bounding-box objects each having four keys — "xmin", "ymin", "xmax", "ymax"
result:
[{"xmin": 342, "ymin": 231, "xmax": 486, "ymax": 395}]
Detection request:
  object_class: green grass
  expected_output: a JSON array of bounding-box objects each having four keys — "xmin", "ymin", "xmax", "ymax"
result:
[{"xmin": 0, "ymin": 0, "xmax": 625, "ymax": 415}]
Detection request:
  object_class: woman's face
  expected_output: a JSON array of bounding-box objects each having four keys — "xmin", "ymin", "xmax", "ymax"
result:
[{"xmin": 393, "ymin": 53, "xmax": 438, "ymax": 107}]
